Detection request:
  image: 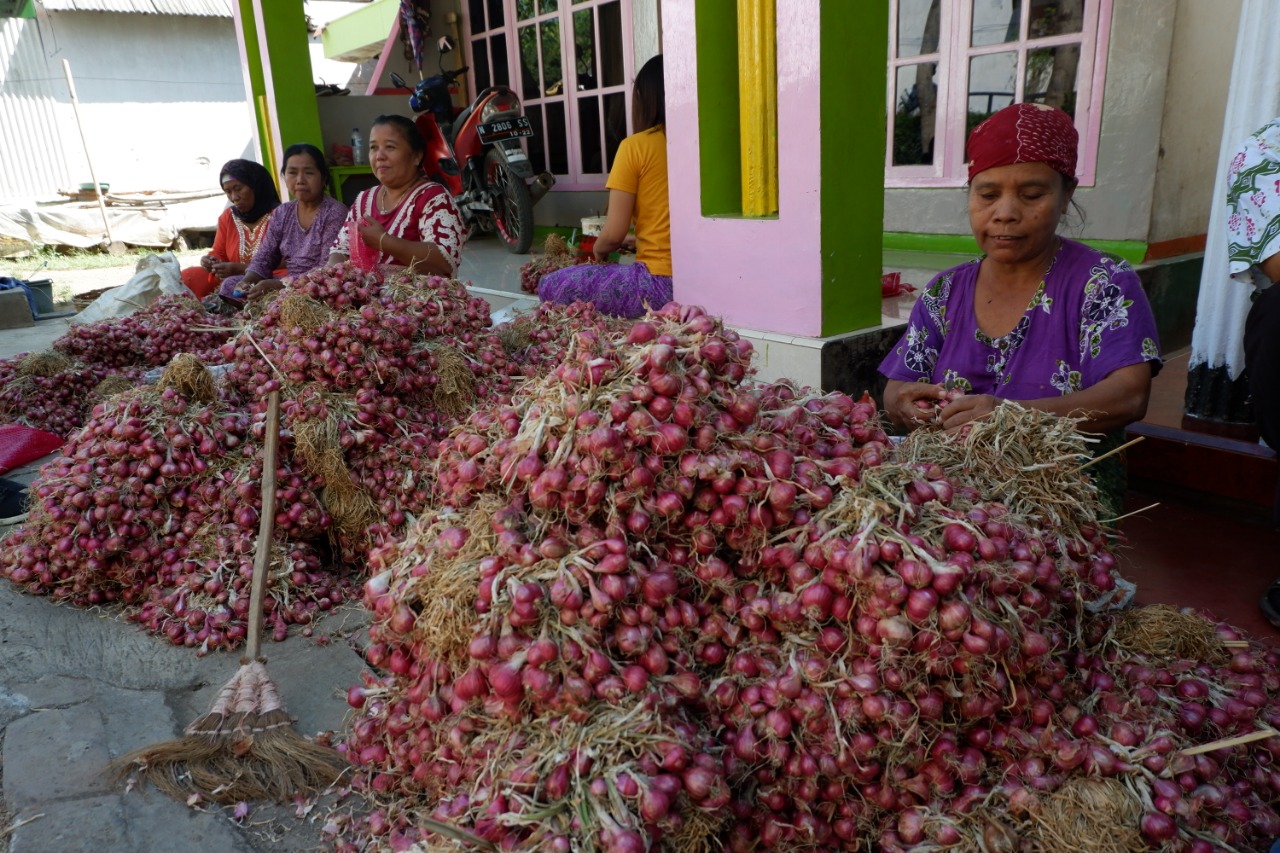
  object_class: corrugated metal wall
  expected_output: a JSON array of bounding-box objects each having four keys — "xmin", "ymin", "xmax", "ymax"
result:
[
  {"xmin": 0, "ymin": 15, "xmax": 76, "ymax": 201},
  {"xmin": 0, "ymin": 9, "xmax": 256, "ymax": 203},
  {"xmin": 40, "ymin": 0, "xmax": 231, "ymax": 16}
]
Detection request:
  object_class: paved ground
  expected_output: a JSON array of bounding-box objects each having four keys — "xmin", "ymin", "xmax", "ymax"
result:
[
  {"xmin": 0, "ymin": 236, "xmax": 535, "ymax": 851},
  {"xmin": 0, "ymin": 333, "xmax": 375, "ymax": 852},
  {"xmin": 0, "ymin": 568, "xmax": 372, "ymax": 853}
]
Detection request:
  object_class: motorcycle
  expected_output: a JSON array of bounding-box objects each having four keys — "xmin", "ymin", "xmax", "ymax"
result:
[{"xmin": 390, "ymin": 41, "xmax": 554, "ymax": 254}]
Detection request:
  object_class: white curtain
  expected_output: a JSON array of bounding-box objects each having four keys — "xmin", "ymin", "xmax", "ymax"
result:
[{"xmin": 1189, "ymin": 0, "xmax": 1280, "ymax": 377}]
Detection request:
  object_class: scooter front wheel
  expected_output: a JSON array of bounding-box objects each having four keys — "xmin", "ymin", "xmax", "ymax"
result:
[{"xmin": 485, "ymin": 149, "xmax": 535, "ymax": 254}]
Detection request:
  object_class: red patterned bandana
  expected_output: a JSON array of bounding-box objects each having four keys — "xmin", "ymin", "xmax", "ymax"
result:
[{"xmin": 966, "ymin": 103, "xmax": 1078, "ymax": 183}]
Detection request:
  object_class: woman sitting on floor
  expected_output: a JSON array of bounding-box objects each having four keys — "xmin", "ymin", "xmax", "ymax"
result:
[
  {"xmin": 879, "ymin": 103, "xmax": 1163, "ymax": 515},
  {"xmin": 180, "ymin": 159, "xmax": 282, "ymax": 300},
  {"xmin": 537, "ymin": 55, "xmax": 672, "ymax": 318},
  {"xmin": 240, "ymin": 144, "xmax": 349, "ymax": 300},
  {"xmin": 328, "ymin": 115, "xmax": 466, "ymax": 277}
]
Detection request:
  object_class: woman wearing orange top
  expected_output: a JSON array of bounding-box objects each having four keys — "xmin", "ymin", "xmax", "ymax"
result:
[
  {"xmin": 537, "ymin": 55, "xmax": 671, "ymax": 318},
  {"xmin": 180, "ymin": 159, "xmax": 282, "ymax": 299}
]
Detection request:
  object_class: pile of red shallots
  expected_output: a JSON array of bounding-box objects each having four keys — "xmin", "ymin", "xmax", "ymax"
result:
[
  {"xmin": 54, "ymin": 294, "xmax": 234, "ymax": 370},
  {"xmin": 0, "ymin": 351, "xmax": 118, "ymax": 437},
  {"xmin": 219, "ymin": 262, "xmax": 523, "ymax": 563},
  {"xmin": 518, "ymin": 233, "xmax": 585, "ymax": 295},
  {"xmin": 1, "ymin": 361, "xmax": 345, "ymax": 655},
  {"xmin": 335, "ymin": 305, "xmax": 1280, "ymax": 852},
  {"xmin": 498, "ymin": 298, "xmax": 634, "ymax": 379},
  {"xmin": 335, "ymin": 303, "xmax": 870, "ymax": 849},
  {"xmin": 0, "ymin": 295, "xmax": 234, "ymax": 438},
  {"xmin": 0, "ymin": 265, "xmax": 531, "ymax": 653}
]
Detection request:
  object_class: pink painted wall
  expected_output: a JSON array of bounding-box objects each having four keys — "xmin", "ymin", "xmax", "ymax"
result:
[{"xmin": 665, "ymin": 0, "xmax": 826, "ymax": 338}]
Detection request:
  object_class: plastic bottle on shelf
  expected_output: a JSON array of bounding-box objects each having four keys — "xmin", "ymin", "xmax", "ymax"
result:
[{"xmin": 351, "ymin": 127, "xmax": 366, "ymax": 165}]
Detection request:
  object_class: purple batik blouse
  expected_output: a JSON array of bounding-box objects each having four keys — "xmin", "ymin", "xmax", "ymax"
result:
[
  {"xmin": 879, "ymin": 238, "xmax": 1162, "ymax": 399},
  {"xmin": 244, "ymin": 195, "xmax": 348, "ymax": 281}
]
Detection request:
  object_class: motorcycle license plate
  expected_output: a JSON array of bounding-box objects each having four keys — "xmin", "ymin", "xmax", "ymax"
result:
[{"xmin": 476, "ymin": 116, "xmax": 534, "ymax": 144}]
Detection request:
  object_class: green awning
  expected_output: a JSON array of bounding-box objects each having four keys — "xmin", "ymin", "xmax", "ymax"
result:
[
  {"xmin": 0, "ymin": 0, "xmax": 36, "ymax": 18},
  {"xmin": 321, "ymin": 0, "xmax": 398, "ymax": 63}
]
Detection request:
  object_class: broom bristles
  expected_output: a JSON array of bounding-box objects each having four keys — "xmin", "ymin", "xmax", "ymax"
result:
[{"xmin": 108, "ymin": 662, "xmax": 346, "ymax": 804}]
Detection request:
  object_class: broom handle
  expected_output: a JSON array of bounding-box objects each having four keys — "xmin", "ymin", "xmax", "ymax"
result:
[{"xmin": 245, "ymin": 389, "xmax": 281, "ymax": 663}]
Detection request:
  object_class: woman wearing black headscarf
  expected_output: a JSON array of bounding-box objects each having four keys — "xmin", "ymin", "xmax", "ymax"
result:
[{"xmin": 180, "ymin": 159, "xmax": 282, "ymax": 299}]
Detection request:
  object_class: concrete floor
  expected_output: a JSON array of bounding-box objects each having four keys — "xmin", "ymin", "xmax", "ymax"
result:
[{"xmin": 1117, "ymin": 486, "xmax": 1280, "ymax": 643}]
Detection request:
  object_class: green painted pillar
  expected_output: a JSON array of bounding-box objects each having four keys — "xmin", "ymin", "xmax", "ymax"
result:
[
  {"xmin": 235, "ymin": 0, "xmax": 323, "ymax": 175},
  {"xmin": 235, "ymin": 0, "xmax": 270, "ymax": 167},
  {"xmin": 819, "ymin": 1, "xmax": 888, "ymax": 337},
  {"xmin": 668, "ymin": 1, "xmax": 887, "ymax": 339}
]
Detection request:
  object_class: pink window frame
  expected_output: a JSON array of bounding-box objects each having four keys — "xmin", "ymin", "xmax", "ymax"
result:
[
  {"xmin": 462, "ymin": 0, "xmax": 636, "ymax": 192},
  {"xmin": 886, "ymin": 0, "xmax": 1111, "ymax": 189}
]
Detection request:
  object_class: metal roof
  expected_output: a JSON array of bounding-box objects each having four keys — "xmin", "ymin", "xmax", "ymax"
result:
[{"xmin": 38, "ymin": 0, "xmax": 232, "ymax": 16}]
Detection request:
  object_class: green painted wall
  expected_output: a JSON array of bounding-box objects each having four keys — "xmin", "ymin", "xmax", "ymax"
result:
[
  {"xmin": 257, "ymin": 1, "xmax": 323, "ymax": 169},
  {"xmin": 0, "ymin": 0, "xmax": 35, "ymax": 18},
  {"xmin": 695, "ymin": 0, "xmax": 742, "ymax": 218},
  {"xmin": 883, "ymin": 231, "xmax": 1149, "ymax": 266},
  {"xmin": 820, "ymin": 1, "xmax": 888, "ymax": 336},
  {"xmin": 237, "ymin": 0, "xmax": 271, "ymax": 168},
  {"xmin": 234, "ymin": 0, "xmax": 323, "ymax": 173}
]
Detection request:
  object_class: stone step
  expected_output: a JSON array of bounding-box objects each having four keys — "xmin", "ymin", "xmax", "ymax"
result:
[{"xmin": 0, "ymin": 287, "xmax": 34, "ymax": 330}]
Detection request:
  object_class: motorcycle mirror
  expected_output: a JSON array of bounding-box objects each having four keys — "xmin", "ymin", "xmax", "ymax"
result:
[
  {"xmin": 389, "ymin": 71, "xmax": 407, "ymax": 89},
  {"xmin": 438, "ymin": 34, "xmax": 455, "ymax": 55}
]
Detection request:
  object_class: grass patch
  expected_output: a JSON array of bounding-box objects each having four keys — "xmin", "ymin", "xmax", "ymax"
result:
[{"xmin": 0, "ymin": 245, "xmax": 164, "ymax": 274}]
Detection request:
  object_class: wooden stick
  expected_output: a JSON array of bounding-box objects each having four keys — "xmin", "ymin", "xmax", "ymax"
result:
[
  {"xmin": 1222, "ymin": 640, "xmax": 1251, "ymax": 649},
  {"xmin": 1181, "ymin": 728, "xmax": 1278, "ymax": 756},
  {"xmin": 61, "ymin": 60, "xmax": 115, "ymax": 246},
  {"xmin": 1072, "ymin": 435, "xmax": 1146, "ymax": 473},
  {"xmin": 244, "ymin": 390, "xmax": 280, "ymax": 664},
  {"xmin": 0, "ymin": 513, "xmax": 28, "ymax": 526},
  {"xmin": 190, "ymin": 324, "xmax": 245, "ymax": 333}
]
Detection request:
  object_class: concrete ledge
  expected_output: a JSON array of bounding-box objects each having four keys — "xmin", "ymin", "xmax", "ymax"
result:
[
  {"xmin": 466, "ymin": 284, "xmax": 538, "ymax": 317},
  {"xmin": 732, "ymin": 320, "xmax": 907, "ymax": 398},
  {"xmin": 0, "ymin": 288, "xmax": 34, "ymax": 330},
  {"xmin": 1134, "ymin": 252, "xmax": 1202, "ymax": 354}
]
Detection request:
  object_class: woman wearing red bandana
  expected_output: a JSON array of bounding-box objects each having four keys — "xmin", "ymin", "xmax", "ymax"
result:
[{"xmin": 879, "ymin": 103, "xmax": 1163, "ymax": 513}]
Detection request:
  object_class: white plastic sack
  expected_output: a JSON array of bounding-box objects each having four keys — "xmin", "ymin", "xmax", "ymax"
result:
[
  {"xmin": 489, "ymin": 303, "xmax": 529, "ymax": 326},
  {"xmin": 70, "ymin": 252, "xmax": 190, "ymax": 325},
  {"xmin": 141, "ymin": 361, "xmax": 231, "ymax": 385}
]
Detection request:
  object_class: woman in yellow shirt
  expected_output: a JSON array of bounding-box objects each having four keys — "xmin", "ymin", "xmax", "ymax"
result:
[{"xmin": 538, "ymin": 55, "xmax": 672, "ymax": 318}]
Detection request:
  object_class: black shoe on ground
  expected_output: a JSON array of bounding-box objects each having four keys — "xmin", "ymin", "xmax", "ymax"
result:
[
  {"xmin": 1259, "ymin": 579, "xmax": 1280, "ymax": 629},
  {"xmin": 0, "ymin": 478, "xmax": 26, "ymax": 516}
]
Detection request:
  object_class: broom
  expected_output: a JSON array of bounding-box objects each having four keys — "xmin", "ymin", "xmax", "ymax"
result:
[{"xmin": 110, "ymin": 389, "xmax": 347, "ymax": 804}]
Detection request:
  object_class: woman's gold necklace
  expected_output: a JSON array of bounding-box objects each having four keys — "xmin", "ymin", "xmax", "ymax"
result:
[{"xmin": 377, "ymin": 187, "xmax": 404, "ymax": 215}]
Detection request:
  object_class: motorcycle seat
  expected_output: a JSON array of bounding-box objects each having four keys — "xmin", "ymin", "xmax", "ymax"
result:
[{"xmin": 451, "ymin": 104, "xmax": 476, "ymax": 147}]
